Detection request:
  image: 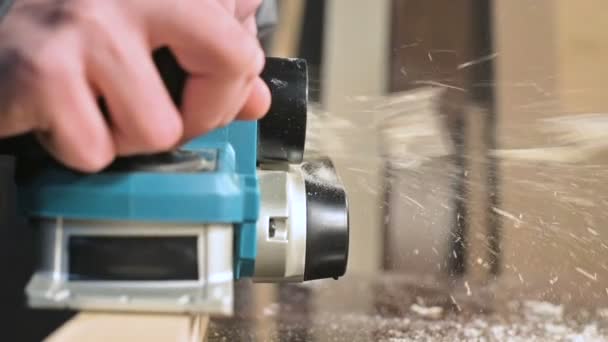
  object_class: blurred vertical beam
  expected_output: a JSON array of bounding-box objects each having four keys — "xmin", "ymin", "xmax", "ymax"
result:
[
  {"xmin": 448, "ymin": 114, "xmax": 469, "ymax": 276},
  {"xmin": 471, "ymin": 0, "xmax": 502, "ymax": 276},
  {"xmin": 448, "ymin": 0, "xmax": 501, "ymax": 279},
  {"xmin": 452, "ymin": 0, "xmax": 501, "ymax": 278},
  {"xmin": 381, "ymin": 162, "xmax": 393, "ymax": 270},
  {"xmin": 313, "ymin": 4, "xmax": 390, "ymax": 339},
  {"xmin": 493, "ymin": 0, "xmax": 561, "ymax": 289},
  {"xmin": 270, "ymin": 0, "xmax": 306, "ymax": 57},
  {"xmin": 320, "ymin": 0, "xmax": 391, "ymax": 275},
  {"xmin": 386, "ymin": 0, "xmax": 475, "ymax": 277}
]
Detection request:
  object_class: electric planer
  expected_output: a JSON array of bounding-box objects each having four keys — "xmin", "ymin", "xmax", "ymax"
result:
[{"xmin": 0, "ymin": 53, "xmax": 349, "ymax": 316}]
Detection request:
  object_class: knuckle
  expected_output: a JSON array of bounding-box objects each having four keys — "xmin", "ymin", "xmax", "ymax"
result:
[
  {"xmin": 32, "ymin": 38, "xmax": 76, "ymax": 80},
  {"xmin": 71, "ymin": 1, "xmax": 140, "ymax": 63},
  {"xmin": 73, "ymin": 3, "xmax": 114, "ymax": 37},
  {"xmin": 70, "ymin": 0, "xmax": 107, "ymax": 24}
]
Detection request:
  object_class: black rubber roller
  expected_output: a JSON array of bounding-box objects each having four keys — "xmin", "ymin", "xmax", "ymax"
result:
[
  {"xmin": 258, "ymin": 57, "xmax": 308, "ymax": 164},
  {"xmin": 301, "ymin": 158, "xmax": 349, "ymax": 281}
]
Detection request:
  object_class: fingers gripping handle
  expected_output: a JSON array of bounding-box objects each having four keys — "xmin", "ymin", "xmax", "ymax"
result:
[{"xmin": 0, "ymin": 54, "xmax": 308, "ymax": 176}]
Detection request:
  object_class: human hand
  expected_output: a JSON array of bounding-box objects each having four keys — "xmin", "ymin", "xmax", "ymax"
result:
[{"xmin": 0, "ymin": 0, "xmax": 270, "ymax": 172}]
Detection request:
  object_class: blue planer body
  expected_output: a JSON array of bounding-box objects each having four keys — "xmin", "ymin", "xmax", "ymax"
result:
[
  {"xmin": 3, "ymin": 56, "xmax": 349, "ymax": 316},
  {"xmin": 18, "ymin": 121, "xmax": 262, "ymax": 280}
]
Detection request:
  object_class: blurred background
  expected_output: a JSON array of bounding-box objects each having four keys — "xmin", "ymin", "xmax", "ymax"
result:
[
  {"xmin": 216, "ymin": 0, "xmax": 608, "ymax": 340},
  {"xmin": 258, "ymin": 0, "xmax": 608, "ymax": 289}
]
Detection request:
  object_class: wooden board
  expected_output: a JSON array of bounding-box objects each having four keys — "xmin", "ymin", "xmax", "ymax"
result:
[{"xmin": 44, "ymin": 313, "xmax": 209, "ymax": 342}]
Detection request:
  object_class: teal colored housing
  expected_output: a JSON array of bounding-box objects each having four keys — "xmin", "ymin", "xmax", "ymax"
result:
[{"xmin": 17, "ymin": 121, "xmax": 260, "ymax": 278}]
